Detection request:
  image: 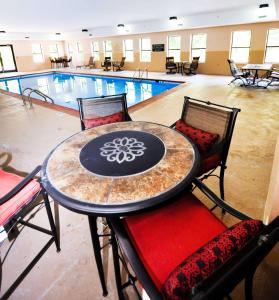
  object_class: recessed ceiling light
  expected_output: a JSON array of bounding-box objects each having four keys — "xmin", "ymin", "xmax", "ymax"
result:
[
  {"xmin": 89, "ymin": 33, "xmax": 92, "ymax": 36},
  {"xmin": 25, "ymin": 36, "xmax": 30, "ymax": 39},
  {"xmin": 0, "ymin": 31, "xmax": 6, "ymax": 33},
  {"xmin": 169, "ymin": 16, "xmax": 177, "ymax": 21},
  {"xmin": 178, "ymin": 23, "xmax": 183, "ymax": 27},
  {"xmin": 258, "ymin": 15, "xmax": 267, "ymax": 18},
  {"xmin": 82, "ymin": 29, "xmax": 88, "ymax": 32},
  {"xmin": 55, "ymin": 32, "xmax": 61, "ymax": 35},
  {"xmin": 117, "ymin": 24, "xmax": 125, "ymax": 28}
]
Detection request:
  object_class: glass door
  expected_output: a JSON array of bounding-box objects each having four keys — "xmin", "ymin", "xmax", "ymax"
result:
[{"xmin": 0, "ymin": 45, "xmax": 17, "ymax": 72}]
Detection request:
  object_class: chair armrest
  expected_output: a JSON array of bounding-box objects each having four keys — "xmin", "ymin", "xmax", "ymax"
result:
[
  {"xmin": 193, "ymin": 178, "xmax": 251, "ymax": 220},
  {"xmin": 0, "ymin": 165, "xmax": 41, "ymax": 205}
]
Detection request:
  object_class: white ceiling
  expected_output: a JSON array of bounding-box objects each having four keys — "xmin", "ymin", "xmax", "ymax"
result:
[{"xmin": 0, "ymin": 0, "xmax": 278, "ymax": 40}]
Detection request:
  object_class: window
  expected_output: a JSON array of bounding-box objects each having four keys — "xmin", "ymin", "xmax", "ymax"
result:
[
  {"xmin": 77, "ymin": 42, "xmax": 84, "ymax": 62},
  {"xmin": 32, "ymin": 44, "xmax": 44, "ymax": 63},
  {"xmin": 123, "ymin": 39, "xmax": 134, "ymax": 61},
  {"xmin": 91, "ymin": 41, "xmax": 100, "ymax": 61},
  {"xmin": 265, "ymin": 28, "xmax": 279, "ymax": 63},
  {"xmin": 191, "ymin": 34, "xmax": 207, "ymax": 62},
  {"xmin": 168, "ymin": 36, "xmax": 181, "ymax": 62},
  {"xmin": 230, "ymin": 30, "xmax": 251, "ymax": 63},
  {"xmin": 49, "ymin": 44, "xmax": 59, "ymax": 58},
  {"xmin": 68, "ymin": 43, "xmax": 74, "ymax": 57},
  {"xmin": 140, "ymin": 38, "xmax": 151, "ymax": 62},
  {"xmin": 104, "ymin": 40, "xmax": 112, "ymax": 59}
]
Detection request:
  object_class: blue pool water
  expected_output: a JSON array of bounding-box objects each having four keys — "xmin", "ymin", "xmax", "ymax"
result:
[{"xmin": 0, "ymin": 72, "xmax": 180, "ymax": 109}]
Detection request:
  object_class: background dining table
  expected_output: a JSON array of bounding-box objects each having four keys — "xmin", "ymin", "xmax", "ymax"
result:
[{"xmin": 242, "ymin": 63, "xmax": 272, "ymax": 85}]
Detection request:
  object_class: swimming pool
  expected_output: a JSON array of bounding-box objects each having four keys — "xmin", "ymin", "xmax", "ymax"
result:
[{"xmin": 0, "ymin": 72, "xmax": 180, "ymax": 109}]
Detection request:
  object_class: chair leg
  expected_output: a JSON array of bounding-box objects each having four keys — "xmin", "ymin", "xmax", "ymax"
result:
[
  {"xmin": 42, "ymin": 190, "xmax": 60, "ymax": 252},
  {"xmin": 111, "ymin": 232, "xmax": 126, "ymax": 300},
  {"xmin": 245, "ymin": 267, "xmax": 257, "ymax": 300},
  {"xmin": 88, "ymin": 216, "xmax": 108, "ymax": 297},
  {"xmin": 219, "ymin": 165, "xmax": 225, "ymax": 201}
]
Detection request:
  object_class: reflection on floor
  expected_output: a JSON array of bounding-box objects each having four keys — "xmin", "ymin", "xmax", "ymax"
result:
[{"xmin": 0, "ymin": 70, "xmax": 279, "ymax": 299}]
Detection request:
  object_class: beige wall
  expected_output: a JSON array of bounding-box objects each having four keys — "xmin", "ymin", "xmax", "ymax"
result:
[
  {"xmin": 66, "ymin": 21, "xmax": 279, "ymax": 75},
  {"xmin": 1, "ymin": 21, "xmax": 279, "ymax": 75},
  {"xmin": 0, "ymin": 40, "xmax": 65, "ymax": 72}
]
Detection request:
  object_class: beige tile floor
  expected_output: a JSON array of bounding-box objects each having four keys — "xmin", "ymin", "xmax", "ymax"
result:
[{"xmin": 0, "ymin": 70, "xmax": 279, "ymax": 299}]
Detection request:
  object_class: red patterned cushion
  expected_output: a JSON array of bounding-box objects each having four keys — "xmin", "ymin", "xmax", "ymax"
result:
[
  {"xmin": 162, "ymin": 219, "xmax": 263, "ymax": 300},
  {"xmin": 175, "ymin": 119, "xmax": 219, "ymax": 154},
  {"xmin": 83, "ymin": 111, "xmax": 124, "ymax": 129},
  {"xmin": 0, "ymin": 170, "xmax": 41, "ymax": 227},
  {"xmin": 124, "ymin": 192, "xmax": 227, "ymax": 289}
]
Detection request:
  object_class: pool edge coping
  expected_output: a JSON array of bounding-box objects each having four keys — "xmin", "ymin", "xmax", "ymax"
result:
[{"xmin": 0, "ymin": 70, "xmax": 187, "ymax": 116}]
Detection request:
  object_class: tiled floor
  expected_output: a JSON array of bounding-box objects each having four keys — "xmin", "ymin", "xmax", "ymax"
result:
[{"xmin": 0, "ymin": 69, "xmax": 279, "ymax": 299}]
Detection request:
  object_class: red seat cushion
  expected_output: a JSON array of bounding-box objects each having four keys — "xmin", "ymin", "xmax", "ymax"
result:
[
  {"xmin": 162, "ymin": 219, "xmax": 263, "ymax": 300},
  {"xmin": 175, "ymin": 119, "xmax": 219, "ymax": 154},
  {"xmin": 0, "ymin": 170, "xmax": 41, "ymax": 227},
  {"xmin": 198, "ymin": 153, "xmax": 221, "ymax": 175},
  {"xmin": 83, "ymin": 111, "xmax": 124, "ymax": 129},
  {"xmin": 124, "ymin": 191, "xmax": 227, "ymax": 289}
]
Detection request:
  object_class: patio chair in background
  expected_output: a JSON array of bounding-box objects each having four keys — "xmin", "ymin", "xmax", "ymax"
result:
[
  {"xmin": 165, "ymin": 57, "xmax": 177, "ymax": 74},
  {"xmin": 85, "ymin": 56, "xmax": 96, "ymax": 69},
  {"xmin": 101, "ymin": 57, "xmax": 112, "ymax": 71},
  {"xmin": 0, "ymin": 165, "xmax": 60, "ymax": 299},
  {"xmin": 227, "ymin": 59, "xmax": 251, "ymax": 85},
  {"xmin": 264, "ymin": 68, "xmax": 279, "ymax": 87},
  {"xmin": 172, "ymin": 96, "xmax": 240, "ymax": 202},
  {"xmin": 182, "ymin": 56, "xmax": 200, "ymax": 75},
  {"xmin": 113, "ymin": 57, "xmax": 126, "ymax": 71},
  {"xmin": 110, "ymin": 177, "xmax": 279, "ymax": 300}
]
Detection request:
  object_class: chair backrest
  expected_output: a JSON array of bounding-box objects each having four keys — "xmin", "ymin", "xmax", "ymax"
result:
[
  {"xmin": 120, "ymin": 57, "xmax": 126, "ymax": 67},
  {"xmin": 77, "ymin": 93, "xmax": 130, "ymax": 130},
  {"xmin": 227, "ymin": 59, "xmax": 240, "ymax": 76},
  {"xmin": 166, "ymin": 57, "xmax": 174, "ymax": 63},
  {"xmin": 181, "ymin": 97, "xmax": 240, "ymax": 161},
  {"xmin": 191, "ymin": 56, "xmax": 200, "ymax": 70},
  {"xmin": 89, "ymin": 56, "xmax": 94, "ymax": 64},
  {"xmin": 105, "ymin": 57, "xmax": 111, "ymax": 62}
]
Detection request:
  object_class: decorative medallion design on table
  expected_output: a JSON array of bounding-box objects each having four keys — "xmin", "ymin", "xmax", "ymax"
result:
[
  {"xmin": 80, "ymin": 130, "xmax": 165, "ymax": 177},
  {"xmin": 100, "ymin": 137, "xmax": 146, "ymax": 164}
]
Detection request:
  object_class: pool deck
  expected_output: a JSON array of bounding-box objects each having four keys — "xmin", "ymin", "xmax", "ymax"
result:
[{"xmin": 1, "ymin": 69, "xmax": 279, "ymax": 299}]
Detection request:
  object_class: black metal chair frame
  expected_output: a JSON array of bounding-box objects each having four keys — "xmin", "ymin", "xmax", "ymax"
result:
[
  {"xmin": 165, "ymin": 57, "xmax": 177, "ymax": 74},
  {"xmin": 113, "ymin": 57, "xmax": 126, "ymax": 71},
  {"xmin": 0, "ymin": 165, "xmax": 60, "ymax": 300},
  {"xmin": 109, "ymin": 177, "xmax": 279, "ymax": 300},
  {"xmin": 183, "ymin": 56, "xmax": 200, "ymax": 75},
  {"xmin": 227, "ymin": 59, "xmax": 251, "ymax": 86},
  {"xmin": 172, "ymin": 96, "xmax": 240, "ymax": 202},
  {"xmin": 77, "ymin": 93, "xmax": 132, "ymax": 131},
  {"xmin": 101, "ymin": 57, "xmax": 112, "ymax": 71},
  {"xmin": 76, "ymin": 93, "xmax": 132, "ymax": 296}
]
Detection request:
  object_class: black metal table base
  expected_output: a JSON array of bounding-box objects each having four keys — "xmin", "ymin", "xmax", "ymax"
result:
[{"xmin": 88, "ymin": 216, "xmax": 108, "ymax": 296}]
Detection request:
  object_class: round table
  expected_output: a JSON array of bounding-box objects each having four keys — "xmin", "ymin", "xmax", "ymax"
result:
[{"xmin": 41, "ymin": 121, "xmax": 199, "ymax": 295}]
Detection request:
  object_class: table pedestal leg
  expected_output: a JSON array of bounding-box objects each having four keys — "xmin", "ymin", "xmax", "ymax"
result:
[{"xmin": 88, "ymin": 216, "xmax": 108, "ymax": 296}]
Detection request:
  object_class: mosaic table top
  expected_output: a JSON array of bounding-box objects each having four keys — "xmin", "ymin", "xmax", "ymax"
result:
[{"xmin": 42, "ymin": 121, "xmax": 199, "ymax": 215}]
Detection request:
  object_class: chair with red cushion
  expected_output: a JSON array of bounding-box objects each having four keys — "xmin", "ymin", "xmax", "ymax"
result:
[
  {"xmin": 77, "ymin": 93, "xmax": 132, "ymax": 296},
  {"xmin": 109, "ymin": 178, "xmax": 279, "ymax": 300},
  {"xmin": 0, "ymin": 166, "xmax": 60, "ymax": 299},
  {"xmin": 77, "ymin": 93, "xmax": 132, "ymax": 131},
  {"xmin": 173, "ymin": 96, "xmax": 240, "ymax": 201}
]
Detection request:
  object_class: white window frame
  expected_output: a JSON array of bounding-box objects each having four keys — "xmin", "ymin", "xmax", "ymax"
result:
[
  {"xmin": 167, "ymin": 35, "xmax": 181, "ymax": 62},
  {"xmin": 140, "ymin": 38, "xmax": 151, "ymax": 62},
  {"xmin": 32, "ymin": 43, "xmax": 44, "ymax": 63},
  {"xmin": 264, "ymin": 28, "xmax": 279, "ymax": 63},
  {"xmin": 104, "ymin": 40, "xmax": 112, "ymax": 59},
  {"xmin": 49, "ymin": 44, "xmax": 59, "ymax": 58},
  {"xmin": 230, "ymin": 30, "xmax": 251, "ymax": 63},
  {"xmin": 68, "ymin": 43, "xmax": 74, "ymax": 57},
  {"xmin": 91, "ymin": 41, "xmax": 100, "ymax": 61},
  {"xmin": 191, "ymin": 33, "xmax": 207, "ymax": 63},
  {"xmin": 123, "ymin": 39, "xmax": 134, "ymax": 62}
]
